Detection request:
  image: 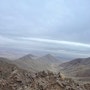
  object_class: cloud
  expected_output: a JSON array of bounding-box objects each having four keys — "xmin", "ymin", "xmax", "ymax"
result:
[
  {"xmin": 0, "ymin": 35, "xmax": 16, "ymax": 44},
  {"xmin": 0, "ymin": 35, "xmax": 90, "ymax": 58},
  {"xmin": 20, "ymin": 37, "xmax": 90, "ymax": 48},
  {"xmin": 0, "ymin": 0, "xmax": 90, "ymax": 59}
]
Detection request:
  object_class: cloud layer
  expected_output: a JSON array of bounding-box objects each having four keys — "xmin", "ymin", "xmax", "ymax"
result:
[
  {"xmin": 0, "ymin": 35, "xmax": 90, "ymax": 59},
  {"xmin": 0, "ymin": 0, "xmax": 90, "ymax": 59}
]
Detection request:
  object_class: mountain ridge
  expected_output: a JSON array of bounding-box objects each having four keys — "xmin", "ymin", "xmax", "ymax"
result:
[
  {"xmin": 58, "ymin": 57, "xmax": 90, "ymax": 77},
  {"xmin": 14, "ymin": 54, "xmax": 61, "ymax": 72}
]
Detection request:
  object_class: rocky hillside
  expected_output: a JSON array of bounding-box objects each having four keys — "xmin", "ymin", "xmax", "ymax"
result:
[
  {"xmin": 0, "ymin": 57, "xmax": 90, "ymax": 90},
  {"xmin": 58, "ymin": 57, "xmax": 90, "ymax": 77}
]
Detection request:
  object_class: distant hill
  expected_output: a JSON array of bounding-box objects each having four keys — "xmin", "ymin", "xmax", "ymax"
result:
[
  {"xmin": 14, "ymin": 54, "xmax": 61, "ymax": 72},
  {"xmin": 14, "ymin": 54, "xmax": 40, "ymax": 72},
  {"xmin": 17, "ymin": 54, "xmax": 38, "ymax": 60},
  {"xmin": 58, "ymin": 57, "xmax": 90, "ymax": 77}
]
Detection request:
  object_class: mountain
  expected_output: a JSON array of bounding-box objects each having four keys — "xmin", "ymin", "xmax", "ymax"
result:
[
  {"xmin": 58, "ymin": 57, "xmax": 90, "ymax": 78},
  {"xmin": 0, "ymin": 58, "xmax": 90, "ymax": 90},
  {"xmin": 14, "ymin": 54, "xmax": 61, "ymax": 72},
  {"xmin": 0, "ymin": 57, "xmax": 90, "ymax": 90},
  {"xmin": 37, "ymin": 54, "xmax": 60, "ymax": 63},
  {"xmin": 17, "ymin": 54, "xmax": 38, "ymax": 60},
  {"xmin": 14, "ymin": 54, "xmax": 40, "ymax": 72},
  {"xmin": 35, "ymin": 54, "xmax": 61, "ymax": 72},
  {"xmin": 38, "ymin": 54, "xmax": 59, "ymax": 61},
  {"xmin": 0, "ymin": 57, "xmax": 20, "ymax": 79}
]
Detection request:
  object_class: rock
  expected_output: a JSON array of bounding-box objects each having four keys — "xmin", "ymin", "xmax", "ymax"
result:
[{"xmin": 58, "ymin": 72, "xmax": 65, "ymax": 80}]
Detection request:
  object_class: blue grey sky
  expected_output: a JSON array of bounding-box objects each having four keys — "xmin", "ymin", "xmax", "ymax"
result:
[{"xmin": 0, "ymin": 0, "xmax": 90, "ymax": 59}]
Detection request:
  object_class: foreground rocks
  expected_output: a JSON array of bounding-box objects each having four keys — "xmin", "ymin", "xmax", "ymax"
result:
[{"xmin": 0, "ymin": 69, "xmax": 90, "ymax": 90}]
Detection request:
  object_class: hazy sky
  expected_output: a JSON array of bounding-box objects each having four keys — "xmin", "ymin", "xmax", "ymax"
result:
[{"xmin": 0, "ymin": 0, "xmax": 90, "ymax": 59}]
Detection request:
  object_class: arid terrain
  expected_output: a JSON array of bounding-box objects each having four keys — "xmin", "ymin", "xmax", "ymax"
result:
[
  {"xmin": 0, "ymin": 54, "xmax": 90, "ymax": 90},
  {"xmin": 0, "ymin": 0, "xmax": 90, "ymax": 89},
  {"xmin": 58, "ymin": 57, "xmax": 90, "ymax": 82}
]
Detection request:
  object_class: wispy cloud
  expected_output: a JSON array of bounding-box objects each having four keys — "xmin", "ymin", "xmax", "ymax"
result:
[
  {"xmin": 20, "ymin": 37, "xmax": 90, "ymax": 48},
  {"xmin": 0, "ymin": 35, "xmax": 90, "ymax": 58}
]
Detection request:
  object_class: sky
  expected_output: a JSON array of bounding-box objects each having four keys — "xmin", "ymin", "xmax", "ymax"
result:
[{"xmin": 0, "ymin": 0, "xmax": 90, "ymax": 59}]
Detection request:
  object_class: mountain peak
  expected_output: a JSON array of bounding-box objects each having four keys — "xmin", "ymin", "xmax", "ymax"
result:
[
  {"xmin": 18, "ymin": 54, "xmax": 37, "ymax": 60},
  {"xmin": 38, "ymin": 54, "xmax": 60, "ymax": 63},
  {"xmin": 44, "ymin": 54, "xmax": 54, "ymax": 58},
  {"xmin": 24, "ymin": 54, "xmax": 35, "ymax": 58}
]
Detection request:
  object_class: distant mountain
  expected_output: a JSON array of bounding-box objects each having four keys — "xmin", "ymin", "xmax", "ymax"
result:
[
  {"xmin": 18, "ymin": 54, "xmax": 38, "ymax": 60},
  {"xmin": 58, "ymin": 57, "xmax": 90, "ymax": 77},
  {"xmin": 37, "ymin": 54, "xmax": 60, "ymax": 64},
  {"xmin": 35, "ymin": 54, "xmax": 62, "ymax": 72},
  {"xmin": 14, "ymin": 54, "xmax": 39, "ymax": 72},
  {"xmin": 14, "ymin": 54, "xmax": 61, "ymax": 72}
]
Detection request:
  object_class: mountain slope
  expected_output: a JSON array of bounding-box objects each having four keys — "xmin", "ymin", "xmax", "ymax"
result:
[
  {"xmin": 14, "ymin": 54, "xmax": 40, "ymax": 72},
  {"xmin": 37, "ymin": 54, "xmax": 60, "ymax": 63},
  {"xmin": 0, "ymin": 58, "xmax": 89, "ymax": 90},
  {"xmin": 58, "ymin": 57, "xmax": 90, "ymax": 77},
  {"xmin": 0, "ymin": 57, "xmax": 90, "ymax": 90},
  {"xmin": 36, "ymin": 54, "xmax": 61, "ymax": 72},
  {"xmin": 0, "ymin": 57, "xmax": 21, "ymax": 79},
  {"xmin": 14, "ymin": 54, "xmax": 61, "ymax": 72}
]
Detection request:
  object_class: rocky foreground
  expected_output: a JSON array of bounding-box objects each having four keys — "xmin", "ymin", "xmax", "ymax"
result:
[
  {"xmin": 0, "ymin": 69, "xmax": 90, "ymax": 90},
  {"xmin": 0, "ymin": 58, "xmax": 90, "ymax": 90}
]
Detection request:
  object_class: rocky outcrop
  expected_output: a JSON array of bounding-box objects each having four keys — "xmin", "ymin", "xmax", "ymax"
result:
[{"xmin": 0, "ymin": 68, "xmax": 90, "ymax": 90}]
